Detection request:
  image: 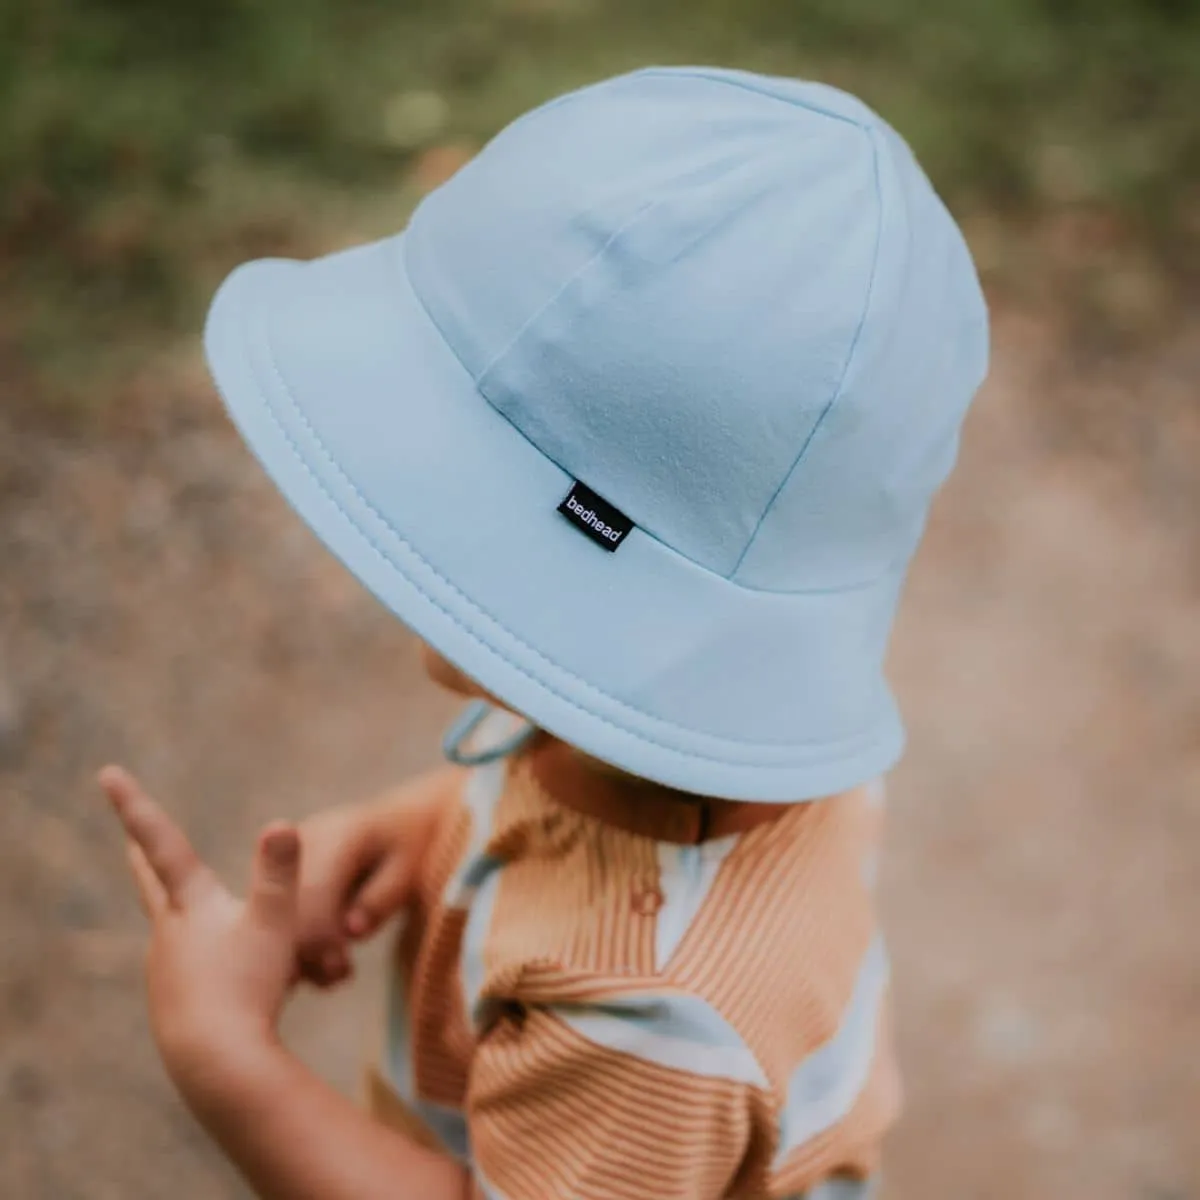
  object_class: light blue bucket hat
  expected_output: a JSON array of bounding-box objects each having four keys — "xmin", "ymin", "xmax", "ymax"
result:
[{"xmin": 204, "ymin": 68, "xmax": 989, "ymax": 801}]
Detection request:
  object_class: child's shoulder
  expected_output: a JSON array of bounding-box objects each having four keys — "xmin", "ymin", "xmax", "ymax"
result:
[{"xmin": 457, "ymin": 736, "xmax": 883, "ymax": 986}]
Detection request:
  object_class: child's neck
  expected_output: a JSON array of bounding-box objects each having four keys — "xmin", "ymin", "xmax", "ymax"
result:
[{"xmin": 530, "ymin": 734, "xmax": 792, "ymax": 844}]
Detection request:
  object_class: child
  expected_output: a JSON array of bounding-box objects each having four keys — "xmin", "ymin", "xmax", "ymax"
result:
[{"xmin": 100, "ymin": 67, "xmax": 988, "ymax": 1199}]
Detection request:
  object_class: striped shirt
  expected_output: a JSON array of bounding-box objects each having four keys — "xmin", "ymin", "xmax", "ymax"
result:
[{"xmin": 370, "ymin": 712, "xmax": 899, "ymax": 1199}]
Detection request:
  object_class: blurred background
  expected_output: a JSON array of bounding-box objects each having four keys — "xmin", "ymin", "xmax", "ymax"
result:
[{"xmin": 1, "ymin": 2, "xmax": 1198, "ymax": 1197}]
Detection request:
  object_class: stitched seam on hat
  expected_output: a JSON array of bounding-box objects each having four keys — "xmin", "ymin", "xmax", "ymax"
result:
[
  {"xmin": 634, "ymin": 68, "xmax": 871, "ymax": 130},
  {"xmin": 245, "ymin": 332, "xmax": 890, "ymax": 765},
  {"xmin": 730, "ymin": 124, "xmax": 886, "ymax": 580},
  {"xmin": 396, "ymin": 239, "xmax": 895, "ymax": 598},
  {"xmin": 472, "ymin": 197, "xmax": 661, "ymax": 389},
  {"xmin": 397, "ymin": 225, "xmax": 678, "ymax": 562}
]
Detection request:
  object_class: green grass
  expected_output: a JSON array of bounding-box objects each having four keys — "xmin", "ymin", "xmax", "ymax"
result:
[{"xmin": 2, "ymin": 0, "xmax": 1198, "ymax": 411}]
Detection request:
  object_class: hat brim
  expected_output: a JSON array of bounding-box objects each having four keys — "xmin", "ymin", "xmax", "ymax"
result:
[{"xmin": 204, "ymin": 236, "xmax": 905, "ymax": 800}]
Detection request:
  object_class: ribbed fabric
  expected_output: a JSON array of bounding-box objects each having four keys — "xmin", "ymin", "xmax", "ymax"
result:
[{"xmin": 372, "ymin": 736, "xmax": 899, "ymax": 1198}]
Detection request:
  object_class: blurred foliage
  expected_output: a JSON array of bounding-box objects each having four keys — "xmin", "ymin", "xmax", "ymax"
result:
[{"xmin": 1, "ymin": 0, "xmax": 1198, "ymax": 399}]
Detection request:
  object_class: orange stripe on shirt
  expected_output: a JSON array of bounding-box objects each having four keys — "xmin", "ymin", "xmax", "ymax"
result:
[{"xmin": 470, "ymin": 1007, "xmax": 759, "ymax": 1200}]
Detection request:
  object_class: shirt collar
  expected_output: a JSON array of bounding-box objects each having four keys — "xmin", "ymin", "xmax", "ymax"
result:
[{"xmin": 518, "ymin": 733, "xmax": 793, "ymax": 846}]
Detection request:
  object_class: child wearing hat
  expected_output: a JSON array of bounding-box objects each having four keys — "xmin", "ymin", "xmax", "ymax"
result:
[{"xmin": 101, "ymin": 66, "xmax": 988, "ymax": 1199}]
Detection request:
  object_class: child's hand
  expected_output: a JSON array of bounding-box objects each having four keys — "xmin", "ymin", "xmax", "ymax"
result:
[
  {"xmin": 99, "ymin": 766, "xmax": 301, "ymax": 1091},
  {"xmin": 294, "ymin": 787, "xmax": 440, "ymax": 988}
]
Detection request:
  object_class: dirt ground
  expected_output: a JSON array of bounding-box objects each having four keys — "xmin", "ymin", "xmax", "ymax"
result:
[{"xmin": 1, "ymin": 307, "xmax": 1197, "ymax": 1199}]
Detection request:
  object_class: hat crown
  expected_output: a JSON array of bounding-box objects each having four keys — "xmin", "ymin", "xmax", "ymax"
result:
[{"xmin": 405, "ymin": 68, "xmax": 987, "ymax": 589}]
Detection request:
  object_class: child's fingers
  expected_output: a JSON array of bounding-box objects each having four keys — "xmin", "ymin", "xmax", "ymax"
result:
[
  {"xmin": 344, "ymin": 853, "xmax": 410, "ymax": 939},
  {"xmin": 297, "ymin": 946, "xmax": 354, "ymax": 990},
  {"xmin": 249, "ymin": 822, "xmax": 301, "ymax": 928},
  {"xmin": 319, "ymin": 945, "xmax": 353, "ymax": 985},
  {"xmin": 98, "ymin": 765, "xmax": 215, "ymax": 910},
  {"xmin": 126, "ymin": 841, "xmax": 168, "ymax": 917}
]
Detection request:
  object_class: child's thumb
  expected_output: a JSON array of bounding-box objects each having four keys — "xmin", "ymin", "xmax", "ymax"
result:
[
  {"xmin": 344, "ymin": 854, "xmax": 410, "ymax": 939},
  {"xmin": 250, "ymin": 822, "xmax": 301, "ymax": 925}
]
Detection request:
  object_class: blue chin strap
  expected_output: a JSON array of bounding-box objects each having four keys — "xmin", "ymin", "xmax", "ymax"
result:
[{"xmin": 442, "ymin": 699, "xmax": 537, "ymax": 766}]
